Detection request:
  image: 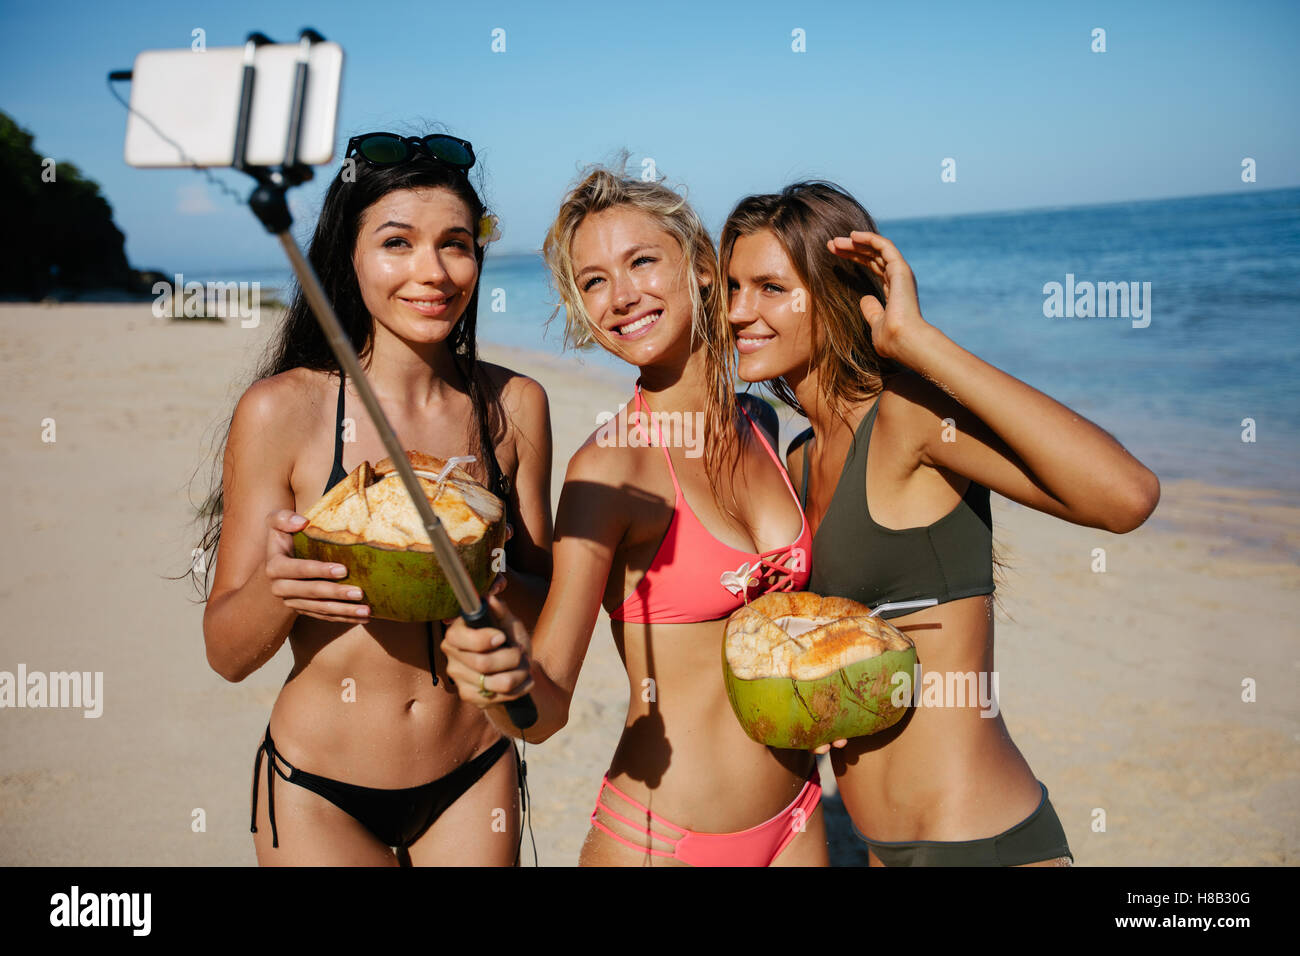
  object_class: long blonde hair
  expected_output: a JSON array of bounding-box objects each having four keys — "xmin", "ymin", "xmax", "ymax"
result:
[{"xmin": 542, "ymin": 160, "xmax": 746, "ymax": 515}]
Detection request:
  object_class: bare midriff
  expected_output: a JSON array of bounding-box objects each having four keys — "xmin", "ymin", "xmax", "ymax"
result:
[
  {"xmin": 262, "ymin": 369, "xmax": 503, "ymax": 789},
  {"xmin": 831, "ymin": 594, "xmax": 1044, "ymax": 842},
  {"xmin": 598, "ymin": 615, "xmax": 816, "ymax": 834},
  {"xmin": 581, "ymin": 405, "xmax": 820, "ymax": 860},
  {"xmin": 266, "ymin": 617, "xmax": 502, "ymax": 788}
]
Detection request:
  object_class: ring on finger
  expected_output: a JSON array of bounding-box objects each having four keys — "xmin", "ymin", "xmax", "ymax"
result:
[{"xmin": 478, "ymin": 673, "xmax": 496, "ymax": 699}]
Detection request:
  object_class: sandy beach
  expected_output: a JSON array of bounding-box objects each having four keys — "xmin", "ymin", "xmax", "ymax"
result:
[{"xmin": 1, "ymin": 302, "xmax": 1296, "ymax": 866}]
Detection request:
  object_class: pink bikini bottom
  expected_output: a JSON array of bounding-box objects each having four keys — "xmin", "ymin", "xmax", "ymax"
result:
[{"xmin": 589, "ymin": 770, "xmax": 822, "ymax": 866}]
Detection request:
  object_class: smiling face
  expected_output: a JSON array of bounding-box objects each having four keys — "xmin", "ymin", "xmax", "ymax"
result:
[
  {"xmin": 726, "ymin": 229, "xmax": 816, "ymax": 384},
  {"xmin": 352, "ymin": 186, "xmax": 479, "ymax": 344},
  {"xmin": 569, "ymin": 205, "xmax": 705, "ymax": 368}
]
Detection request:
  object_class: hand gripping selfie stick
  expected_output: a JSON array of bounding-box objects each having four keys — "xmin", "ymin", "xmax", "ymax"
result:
[{"xmin": 127, "ymin": 29, "xmax": 537, "ymax": 729}]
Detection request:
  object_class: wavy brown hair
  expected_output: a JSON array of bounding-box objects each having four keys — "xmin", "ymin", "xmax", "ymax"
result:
[
  {"xmin": 721, "ymin": 180, "xmax": 1008, "ymax": 597},
  {"xmin": 542, "ymin": 160, "xmax": 747, "ymax": 516},
  {"xmin": 719, "ymin": 180, "xmax": 899, "ymax": 427}
]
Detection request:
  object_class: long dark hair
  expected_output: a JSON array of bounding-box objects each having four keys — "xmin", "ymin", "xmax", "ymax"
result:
[{"xmin": 176, "ymin": 144, "xmax": 507, "ymax": 601}]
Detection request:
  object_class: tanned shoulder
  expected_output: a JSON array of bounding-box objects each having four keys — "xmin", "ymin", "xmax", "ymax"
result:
[{"xmin": 478, "ymin": 361, "xmax": 549, "ymax": 445}]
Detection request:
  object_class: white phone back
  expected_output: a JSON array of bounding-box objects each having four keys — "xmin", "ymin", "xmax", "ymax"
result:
[{"xmin": 124, "ymin": 41, "xmax": 343, "ymax": 168}]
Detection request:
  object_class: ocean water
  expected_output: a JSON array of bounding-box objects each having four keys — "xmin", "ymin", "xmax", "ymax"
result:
[
  {"xmin": 212, "ymin": 187, "xmax": 1300, "ymax": 494},
  {"xmin": 879, "ymin": 188, "xmax": 1300, "ymax": 496}
]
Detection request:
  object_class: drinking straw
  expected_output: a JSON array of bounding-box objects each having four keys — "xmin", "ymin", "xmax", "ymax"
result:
[{"xmin": 868, "ymin": 598, "xmax": 939, "ymax": 618}]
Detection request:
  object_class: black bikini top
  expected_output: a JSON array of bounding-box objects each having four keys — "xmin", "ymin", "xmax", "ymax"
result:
[
  {"xmin": 324, "ymin": 370, "xmax": 349, "ymax": 496},
  {"xmin": 327, "ymin": 369, "xmax": 512, "ymax": 500},
  {"xmin": 321, "ymin": 369, "xmax": 437, "ymax": 683},
  {"xmin": 793, "ymin": 399, "xmax": 994, "ymax": 619}
]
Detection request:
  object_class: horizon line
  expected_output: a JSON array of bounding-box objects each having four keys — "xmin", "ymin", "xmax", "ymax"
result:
[{"xmin": 170, "ymin": 183, "xmax": 1299, "ymax": 271}]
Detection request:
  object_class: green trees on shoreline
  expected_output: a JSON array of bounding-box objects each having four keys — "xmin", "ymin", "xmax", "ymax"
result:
[{"xmin": 0, "ymin": 110, "xmax": 160, "ymax": 300}]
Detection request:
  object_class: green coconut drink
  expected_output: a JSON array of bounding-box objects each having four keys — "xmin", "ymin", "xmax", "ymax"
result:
[
  {"xmin": 723, "ymin": 592, "xmax": 917, "ymax": 749},
  {"xmin": 292, "ymin": 451, "xmax": 507, "ymax": 622}
]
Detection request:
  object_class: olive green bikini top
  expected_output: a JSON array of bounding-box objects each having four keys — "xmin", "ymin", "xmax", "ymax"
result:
[{"xmin": 794, "ymin": 399, "xmax": 994, "ymax": 619}]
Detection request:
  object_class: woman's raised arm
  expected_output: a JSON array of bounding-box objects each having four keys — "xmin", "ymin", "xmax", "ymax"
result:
[{"xmin": 832, "ymin": 231, "xmax": 1160, "ymax": 533}]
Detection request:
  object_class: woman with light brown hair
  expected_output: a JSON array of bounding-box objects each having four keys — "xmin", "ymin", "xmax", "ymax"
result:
[
  {"xmin": 441, "ymin": 164, "xmax": 829, "ymax": 865},
  {"xmin": 718, "ymin": 180, "xmax": 1160, "ymax": 865}
]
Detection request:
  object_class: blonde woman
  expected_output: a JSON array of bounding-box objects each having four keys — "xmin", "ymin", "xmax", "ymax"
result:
[{"xmin": 441, "ymin": 166, "xmax": 827, "ymax": 866}]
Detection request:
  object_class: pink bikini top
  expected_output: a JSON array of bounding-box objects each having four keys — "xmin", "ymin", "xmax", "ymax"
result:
[{"xmin": 609, "ymin": 384, "xmax": 813, "ymax": 625}]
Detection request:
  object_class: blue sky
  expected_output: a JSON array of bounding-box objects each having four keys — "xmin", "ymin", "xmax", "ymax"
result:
[{"xmin": 3, "ymin": 0, "xmax": 1297, "ymax": 271}]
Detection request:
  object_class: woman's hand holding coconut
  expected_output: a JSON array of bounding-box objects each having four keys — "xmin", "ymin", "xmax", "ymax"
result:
[
  {"xmin": 264, "ymin": 510, "xmax": 371, "ymax": 624},
  {"xmin": 813, "ymin": 738, "xmax": 849, "ymax": 755}
]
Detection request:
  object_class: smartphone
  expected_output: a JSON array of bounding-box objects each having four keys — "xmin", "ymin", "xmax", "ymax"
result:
[{"xmin": 123, "ymin": 40, "xmax": 343, "ymax": 168}]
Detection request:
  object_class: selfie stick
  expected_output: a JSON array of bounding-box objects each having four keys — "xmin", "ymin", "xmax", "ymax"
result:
[{"xmin": 232, "ymin": 30, "xmax": 537, "ymax": 729}]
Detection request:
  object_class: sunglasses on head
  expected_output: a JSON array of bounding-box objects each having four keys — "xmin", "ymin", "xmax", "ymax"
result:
[{"xmin": 344, "ymin": 132, "xmax": 476, "ymax": 171}]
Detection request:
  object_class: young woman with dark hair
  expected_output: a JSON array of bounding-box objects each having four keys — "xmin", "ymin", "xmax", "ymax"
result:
[{"xmin": 196, "ymin": 132, "xmax": 553, "ymax": 865}]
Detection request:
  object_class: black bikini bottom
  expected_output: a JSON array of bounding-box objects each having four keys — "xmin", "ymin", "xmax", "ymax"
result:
[{"xmin": 251, "ymin": 727, "xmax": 515, "ymax": 850}]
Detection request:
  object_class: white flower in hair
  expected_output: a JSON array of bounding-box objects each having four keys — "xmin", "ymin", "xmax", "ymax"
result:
[{"xmin": 477, "ymin": 212, "xmax": 501, "ymax": 248}]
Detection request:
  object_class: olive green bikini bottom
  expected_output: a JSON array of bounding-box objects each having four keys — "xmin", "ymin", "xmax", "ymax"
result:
[{"xmin": 853, "ymin": 782, "xmax": 1073, "ymax": 866}]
